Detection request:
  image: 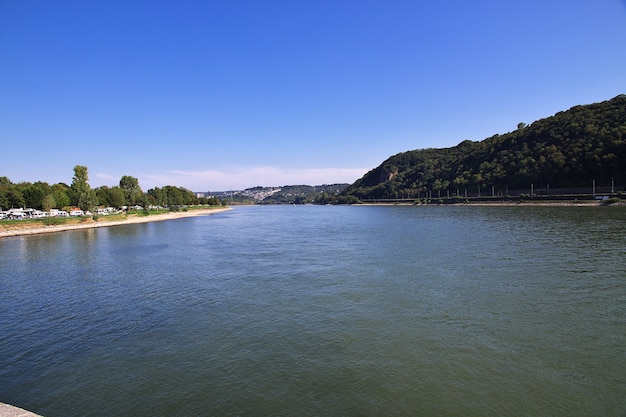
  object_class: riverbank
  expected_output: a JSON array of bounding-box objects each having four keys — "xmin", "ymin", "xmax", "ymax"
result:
[
  {"xmin": 0, "ymin": 402, "xmax": 42, "ymax": 417},
  {"xmin": 358, "ymin": 196, "xmax": 626, "ymax": 206},
  {"xmin": 359, "ymin": 200, "xmax": 608, "ymax": 206},
  {"xmin": 0, "ymin": 207, "xmax": 232, "ymax": 238}
]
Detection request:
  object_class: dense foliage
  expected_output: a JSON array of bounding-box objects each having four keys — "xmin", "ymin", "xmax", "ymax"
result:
[
  {"xmin": 0, "ymin": 167, "xmax": 222, "ymax": 211},
  {"xmin": 343, "ymin": 95, "xmax": 626, "ymax": 200}
]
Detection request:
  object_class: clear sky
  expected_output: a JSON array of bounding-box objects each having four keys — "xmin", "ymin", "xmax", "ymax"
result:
[{"xmin": 1, "ymin": 0, "xmax": 625, "ymax": 191}]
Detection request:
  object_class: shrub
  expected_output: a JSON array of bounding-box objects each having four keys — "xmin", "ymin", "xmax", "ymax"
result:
[
  {"xmin": 603, "ymin": 197, "xmax": 621, "ymax": 205},
  {"xmin": 43, "ymin": 217, "xmax": 65, "ymax": 226}
]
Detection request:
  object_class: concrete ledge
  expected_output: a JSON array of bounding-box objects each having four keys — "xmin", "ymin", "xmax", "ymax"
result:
[{"xmin": 0, "ymin": 403, "xmax": 43, "ymax": 417}]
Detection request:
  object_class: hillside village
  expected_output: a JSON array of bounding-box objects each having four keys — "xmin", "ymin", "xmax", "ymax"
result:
[{"xmin": 201, "ymin": 184, "xmax": 349, "ymax": 204}]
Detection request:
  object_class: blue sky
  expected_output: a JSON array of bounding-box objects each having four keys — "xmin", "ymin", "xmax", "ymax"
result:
[{"xmin": 1, "ymin": 1, "xmax": 625, "ymax": 191}]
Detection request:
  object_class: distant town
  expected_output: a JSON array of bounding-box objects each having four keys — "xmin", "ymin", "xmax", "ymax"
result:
[{"xmin": 196, "ymin": 184, "xmax": 349, "ymax": 204}]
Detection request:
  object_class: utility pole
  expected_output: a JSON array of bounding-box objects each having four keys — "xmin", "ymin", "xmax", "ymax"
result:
[{"xmin": 593, "ymin": 180, "xmax": 596, "ymax": 196}]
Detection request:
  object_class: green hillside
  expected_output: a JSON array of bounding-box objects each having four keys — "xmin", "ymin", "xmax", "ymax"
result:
[{"xmin": 343, "ymin": 95, "xmax": 626, "ymax": 200}]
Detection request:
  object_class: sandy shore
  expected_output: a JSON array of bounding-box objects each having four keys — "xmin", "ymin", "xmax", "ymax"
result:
[
  {"xmin": 0, "ymin": 207, "xmax": 232, "ymax": 239},
  {"xmin": 0, "ymin": 402, "xmax": 43, "ymax": 417}
]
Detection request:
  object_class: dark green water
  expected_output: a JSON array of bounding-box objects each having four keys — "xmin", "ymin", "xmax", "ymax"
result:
[{"xmin": 1, "ymin": 205, "xmax": 625, "ymax": 416}]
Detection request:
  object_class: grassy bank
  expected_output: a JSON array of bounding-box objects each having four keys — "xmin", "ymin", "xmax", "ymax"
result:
[{"xmin": 0, "ymin": 206, "xmax": 228, "ymax": 236}]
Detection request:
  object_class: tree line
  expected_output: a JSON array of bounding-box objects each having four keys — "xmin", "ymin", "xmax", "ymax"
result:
[
  {"xmin": 0, "ymin": 165, "xmax": 222, "ymax": 212},
  {"xmin": 342, "ymin": 94, "xmax": 626, "ymax": 200}
]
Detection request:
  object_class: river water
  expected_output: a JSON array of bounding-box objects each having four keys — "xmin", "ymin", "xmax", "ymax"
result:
[{"xmin": 1, "ymin": 205, "xmax": 625, "ymax": 416}]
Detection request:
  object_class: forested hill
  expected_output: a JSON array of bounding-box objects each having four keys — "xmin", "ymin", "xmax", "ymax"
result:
[{"xmin": 343, "ymin": 95, "xmax": 626, "ymax": 200}]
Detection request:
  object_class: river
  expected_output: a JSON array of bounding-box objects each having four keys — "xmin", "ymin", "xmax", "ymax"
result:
[{"xmin": 1, "ymin": 205, "xmax": 625, "ymax": 416}]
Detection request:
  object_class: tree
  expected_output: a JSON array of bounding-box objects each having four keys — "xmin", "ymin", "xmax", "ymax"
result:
[
  {"xmin": 0, "ymin": 189, "xmax": 9, "ymax": 210},
  {"xmin": 71, "ymin": 165, "xmax": 90, "ymax": 196},
  {"xmin": 207, "ymin": 196, "xmax": 221, "ymax": 206},
  {"xmin": 164, "ymin": 186, "xmax": 183, "ymax": 206},
  {"xmin": 79, "ymin": 189, "xmax": 99, "ymax": 213},
  {"xmin": 22, "ymin": 182, "xmax": 51, "ymax": 209},
  {"xmin": 147, "ymin": 187, "xmax": 165, "ymax": 207},
  {"xmin": 7, "ymin": 188, "xmax": 25, "ymax": 209},
  {"xmin": 42, "ymin": 194, "xmax": 56, "ymax": 212},
  {"xmin": 109, "ymin": 186, "xmax": 127, "ymax": 208},
  {"xmin": 71, "ymin": 165, "xmax": 97, "ymax": 211},
  {"xmin": 119, "ymin": 175, "xmax": 142, "ymax": 206},
  {"xmin": 95, "ymin": 186, "xmax": 112, "ymax": 207},
  {"xmin": 51, "ymin": 183, "xmax": 71, "ymax": 209}
]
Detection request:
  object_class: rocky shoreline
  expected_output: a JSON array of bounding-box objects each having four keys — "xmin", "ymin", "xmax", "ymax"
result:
[{"xmin": 0, "ymin": 207, "xmax": 232, "ymax": 239}]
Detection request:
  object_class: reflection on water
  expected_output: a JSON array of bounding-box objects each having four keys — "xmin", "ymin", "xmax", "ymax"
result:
[{"xmin": 1, "ymin": 206, "xmax": 625, "ymax": 417}]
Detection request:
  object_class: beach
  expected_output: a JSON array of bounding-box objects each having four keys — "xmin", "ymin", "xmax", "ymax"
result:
[{"xmin": 0, "ymin": 207, "xmax": 232, "ymax": 238}]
